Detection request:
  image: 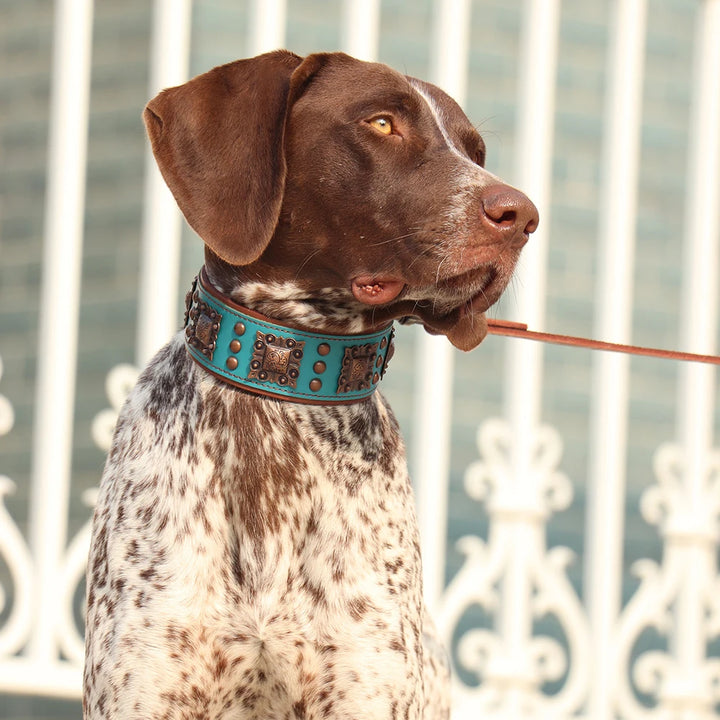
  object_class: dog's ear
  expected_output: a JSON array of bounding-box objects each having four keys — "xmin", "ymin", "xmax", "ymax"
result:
[{"xmin": 143, "ymin": 50, "xmax": 305, "ymax": 266}]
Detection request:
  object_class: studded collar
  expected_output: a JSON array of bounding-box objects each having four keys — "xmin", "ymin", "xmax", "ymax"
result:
[{"xmin": 184, "ymin": 268, "xmax": 395, "ymax": 405}]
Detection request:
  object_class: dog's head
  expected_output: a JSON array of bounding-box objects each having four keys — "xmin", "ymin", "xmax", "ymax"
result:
[{"xmin": 144, "ymin": 50, "xmax": 537, "ymax": 351}]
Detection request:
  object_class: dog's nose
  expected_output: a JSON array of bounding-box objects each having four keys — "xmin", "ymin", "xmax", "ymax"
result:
[{"xmin": 480, "ymin": 184, "xmax": 539, "ymax": 242}]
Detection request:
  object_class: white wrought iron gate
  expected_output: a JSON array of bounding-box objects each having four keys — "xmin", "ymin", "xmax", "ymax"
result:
[{"xmin": 0, "ymin": 0, "xmax": 718, "ymax": 718}]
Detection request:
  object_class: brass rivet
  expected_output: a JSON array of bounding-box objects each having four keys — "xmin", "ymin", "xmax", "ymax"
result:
[
  {"xmin": 373, "ymin": 373, "xmax": 379, "ymax": 383},
  {"xmin": 313, "ymin": 361, "xmax": 327, "ymax": 374},
  {"xmin": 234, "ymin": 322, "xmax": 246, "ymax": 336},
  {"xmin": 229, "ymin": 339, "xmax": 241, "ymax": 353},
  {"xmin": 376, "ymin": 355, "xmax": 383, "ymax": 368},
  {"xmin": 380, "ymin": 337, "xmax": 387, "ymax": 349},
  {"xmin": 317, "ymin": 343, "xmax": 331, "ymax": 356},
  {"xmin": 226, "ymin": 357, "xmax": 238, "ymax": 370},
  {"xmin": 310, "ymin": 379, "xmax": 322, "ymax": 391}
]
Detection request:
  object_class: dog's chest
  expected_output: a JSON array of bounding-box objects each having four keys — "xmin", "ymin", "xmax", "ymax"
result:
[{"xmin": 88, "ymin": 336, "xmax": 425, "ymax": 716}]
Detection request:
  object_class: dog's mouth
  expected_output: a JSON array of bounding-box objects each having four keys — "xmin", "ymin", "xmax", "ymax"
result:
[
  {"xmin": 346, "ymin": 263, "xmax": 511, "ymax": 351},
  {"xmin": 350, "ymin": 262, "xmax": 508, "ymax": 318}
]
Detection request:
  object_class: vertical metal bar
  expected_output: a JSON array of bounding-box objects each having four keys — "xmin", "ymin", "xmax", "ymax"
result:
[
  {"xmin": 428, "ymin": 0, "xmax": 471, "ymax": 101},
  {"xmin": 674, "ymin": 0, "xmax": 720, "ymax": 683},
  {"xmin": 247, "ymin": 0, "xmax": 287, "ymax": 56},
  {"xmin": 504, "ymin": 0, "xmax": 560, "ymax": 465},
  {"xmin": 585, "ymin": 3, "xmax": 647, "ymax": 719},
  {"xmin": 502, "ymin": 0, "xmax": 560, "ymax": 535},
  {"xmin": 677, "ymin": 0, "xmax": 720, "ymax": 442},
  {"xmin": 499, "ymin": 0, "xmax": 560, "ymax": 673},
  {"xmin": 504, "ymin": 0, "xmax": 560, "ymax": 427},
  {"xmin": 341, "ymin": 0, "xmax": 381, "ymax": 62},
  {"xmin": 414, "ymin": 0, "xmax": 471, "ymax": 614},
  {"xmin": 28, "ymin": 0, "xmax": 94, "ymax": 662},
  {"xmin": 137, "ymin": 0, "xmax": 192, "ymax": 366}
]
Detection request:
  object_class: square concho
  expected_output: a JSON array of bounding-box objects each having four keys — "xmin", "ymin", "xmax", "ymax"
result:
[
  {"xmin": 337, "ymin": 342, "xmax": 379, "ymax": 393},
  {"xmin": 249, "ymin": 332, "xmax": 305, "ymax": 388}
]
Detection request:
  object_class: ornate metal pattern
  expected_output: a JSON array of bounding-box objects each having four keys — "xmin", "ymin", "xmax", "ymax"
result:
[
  {"xmin": 0, "ymin": 354, "xmax": 33, "ymax": 660},
  {"xmin": 185, "ymin": 290, "xmax": 222, "ymax": 360},
  {"xmin": 436, "ymin": 418, "xmax": 592, "ymax": 717},
  {"xmin": 613, "ymin": 442, "xmax": 720, "ymax": 719},
  {"xmin": 248, "ymin": 332, "xmax": 305, "ymax": 387},
  {"xmin": 337, "ymin": 342, "xmax": 379, "ymax": 394}
]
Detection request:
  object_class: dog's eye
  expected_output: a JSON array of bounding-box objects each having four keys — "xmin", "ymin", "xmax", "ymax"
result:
[{"xmin": 368, "ymin": 116, "xmax": 394, "ymax": 135}]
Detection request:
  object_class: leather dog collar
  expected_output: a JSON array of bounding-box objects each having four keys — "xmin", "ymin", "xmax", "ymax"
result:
[{"xmin": 184, "ymin": 269, "xmax": 395, "ymax": 405}]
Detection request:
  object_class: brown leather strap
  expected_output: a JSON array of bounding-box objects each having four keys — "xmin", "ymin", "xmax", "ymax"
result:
[{"xmin": 487, "ymin": 318, "xmax": 720, "ymax": 366}]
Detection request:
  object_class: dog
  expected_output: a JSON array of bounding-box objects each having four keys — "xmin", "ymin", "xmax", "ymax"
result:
[{"xmin": 83, "ymin": 50, "xmax": 538, "ymax": 719}]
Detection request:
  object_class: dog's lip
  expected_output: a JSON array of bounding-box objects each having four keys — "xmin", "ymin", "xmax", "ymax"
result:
[
  {"xmin": 461, "ymin": 267, "xmax": 504, "ymax": 313},
  {"xmin": 439, "ymin": 264, "xmax": 498, "ymax": 295},
  {"xmin": 426, "ymin": 264, "xmax": 501, "ymax": 313},
  {"xmin": 351, "ymin": 276, "xmax": 406, "ymax": 305}
]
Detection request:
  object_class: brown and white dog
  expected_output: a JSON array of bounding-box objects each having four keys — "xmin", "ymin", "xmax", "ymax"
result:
[{"xmin": 83, "ymin": 50, "xmax": 537, "ymax": 719}]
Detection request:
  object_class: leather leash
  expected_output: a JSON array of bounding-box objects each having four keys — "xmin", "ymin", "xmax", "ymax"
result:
[{"xmin": 487, "ymin": 318, "xmax": 720, "ymax": 366}]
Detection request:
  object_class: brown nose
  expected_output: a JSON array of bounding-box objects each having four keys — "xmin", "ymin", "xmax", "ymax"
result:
[{"xmin": 480, "ymin": 184, "xmax": 539, "ymax": 243}]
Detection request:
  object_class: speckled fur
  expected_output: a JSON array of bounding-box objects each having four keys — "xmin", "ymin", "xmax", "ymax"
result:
[{"xmin": 84, "ymin": 334, "xmax": 450, "ymax": 718}]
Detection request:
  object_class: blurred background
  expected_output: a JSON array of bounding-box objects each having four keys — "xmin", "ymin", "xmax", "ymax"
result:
[{"xmin": 0, "ymin": 0, "xmax": 718, "ymax": 718}]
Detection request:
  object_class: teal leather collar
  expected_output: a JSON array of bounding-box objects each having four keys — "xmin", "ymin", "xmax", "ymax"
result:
[{"xmin": 184, "ymin": 269, "xmax": 395, "ymax": 405}]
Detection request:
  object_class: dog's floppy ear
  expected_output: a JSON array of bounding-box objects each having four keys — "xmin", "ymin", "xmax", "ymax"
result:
[{"xmin": 143, "ymin": 50, "xmax": 304, "ymax": 266}]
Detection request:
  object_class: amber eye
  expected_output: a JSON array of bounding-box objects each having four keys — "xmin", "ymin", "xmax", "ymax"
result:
[{"xmin": 368, "ymin": 116, "xmax": 393, "ymax": 135}]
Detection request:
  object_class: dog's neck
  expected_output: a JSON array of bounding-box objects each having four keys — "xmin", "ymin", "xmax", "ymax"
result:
[
  {"xmin": 185, "ymin": 267, "xmax": 395, "ymax": 405},
  {"xmin": 204, "ymin": 255, "xmax": 387, "ymax": 337}
]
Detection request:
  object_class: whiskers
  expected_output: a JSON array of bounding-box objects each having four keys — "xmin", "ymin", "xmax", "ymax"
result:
[
  {"xmin": 406, "ymin": 242, "xmax": 443, "ymax": 272},
  {"xmin": 365, "ymin": 228, "xmax": 424, "ymax": 248},
  {"xmin": 293, "ymin": 247, "xmax": 325, "ymax": 281}
]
